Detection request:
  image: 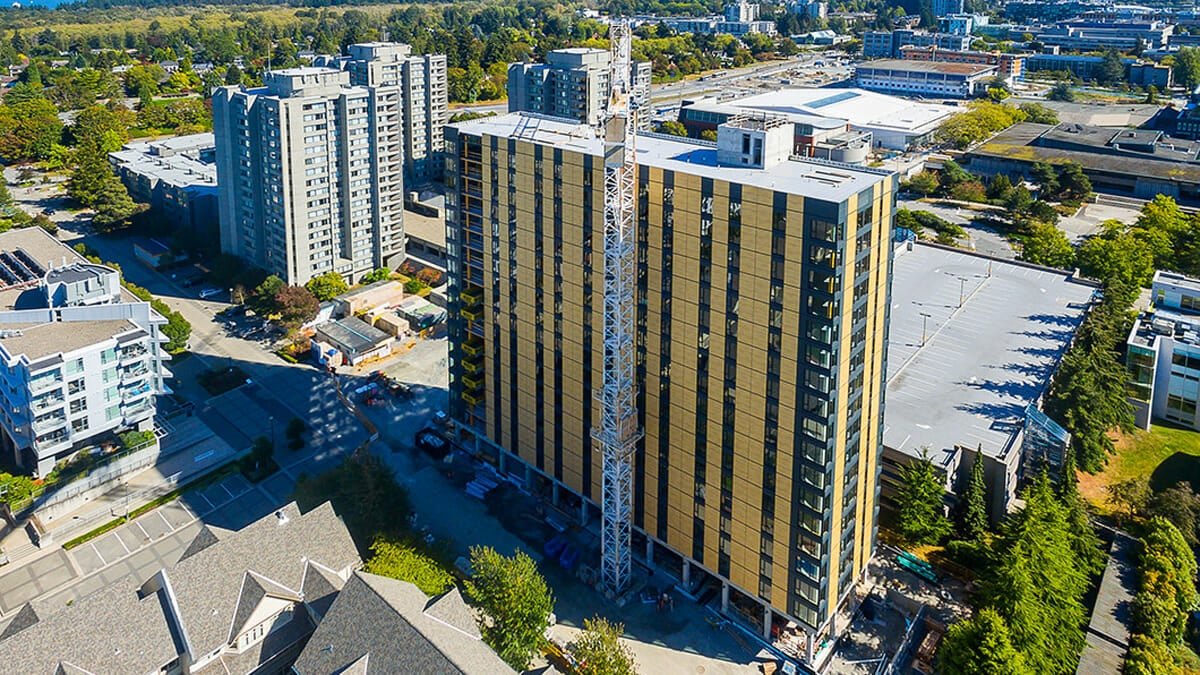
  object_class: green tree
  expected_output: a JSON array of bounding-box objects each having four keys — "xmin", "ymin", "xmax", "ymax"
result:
[
  {"xmin": 1098, "ymin": 48, "xmax": 1126, "ymax": 86},
  {"xmin": 1019, "ymin": 102, "xmax": 1059, "ymax": 125},
  {"xmin": 957, "ymin": 449, "xmax": 989, "ymax": 542},
  {"xmin": 656, "ymin": 119, "xmax": 688, "ymax": 136},
  {"xmin": 1134, "ymin": 517, "xmax": 1199, "ymax": 645},
  {"xmin": 1174, "ymin": 47, "xmax": 1200, "ymax": 89},
  {"xmin": 0, "ymin": 472, "xmax": 36, "ymax": 506},
  {"xmin": 364, "ymin": 537, "xmax": 455, "ymax": 596},
  {"xmin": 1076, "ymin": 232, "xmax": 1155, "ymax": 301},
  {"xmin": 981, "ymin": 474, "xmax": 1089, "ymax": 674},
  {"xmin": 1145, "ymin": 85, "xmax": 1160, "ymax": 104},
  {"xmin": 937, "ymin": 608, "xmax": 1030, "ymax": 675},
  {"xmin": 1057, "ymin": 448, "xmax": 1106, "ymax": 580},
  {"xmin": 571, "ymin": 616, "xmax": 638, "ymax": 675},
  {"xmin": 1107, "ymin": 476, "xmax": 1151, "ymax": 525},
  {"xmin": 902, "ymin": 171, "xmax": 940, "ymax": 197},
  {"xmin": 699, "ymin": 129, "xmax": 717, "ymax": 141},
  {"xmin": 1057, "ymin": 162, "xmax": 1092, "ymax": 201},
  {"xmin": 304, "ymin": 271, "xmax": 348, "ymax": 302},
  {"xmin": 1124, "ymin": 633, "xmax": 1182, "ymax": 675},
  {"xmin": 466, "ymin": 546, "xmax": 554, "ymax": 671},
  {"xmin": 895, "ymin": 447, "xmax": 952, "ymax": 545},
  {"xmin": 359, "ymin": 268, "xmax": 392, "ymax": 284},
  {"xmin": 1148, "ymin": 482, "xmax": 1200, "ymax": 547},
  {"xmin": 90, "ymin": 178, "xmax": 142, "ymax": 230},
  {"xmin": 1031, "ymin": 162, "xmax": 1060, "ymax": 197},
  {"xmin": 0, "ymin": 98, "xmax": 63, "ymax": 161},
  {"xmin": 253, "ymin": 274, "xmax": 284, "ymax": 312},
  {"xmin": 1020, "ymin": 223, "xmax": 1075, "ymax": 269},
  {"xmin": 1047, "ymin": 81, "xmax": 1076, "ymax": 102}
]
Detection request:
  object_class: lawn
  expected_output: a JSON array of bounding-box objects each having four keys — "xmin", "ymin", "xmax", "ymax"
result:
[{"xmin": 1078, "ymin": 424, "xmax": 1200, "ymax": 513}]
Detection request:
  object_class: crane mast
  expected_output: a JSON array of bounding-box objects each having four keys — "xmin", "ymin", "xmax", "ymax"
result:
[{"xmin": 594, "ymin": 18, "xmax": 642, "ymax": 597}]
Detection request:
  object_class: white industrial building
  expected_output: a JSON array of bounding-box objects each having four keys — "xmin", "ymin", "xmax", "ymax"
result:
[
  {"xmin": 0, "ymin": 229, "xmax": 171, "ymax": 477},
  {"xmin": 680, "ymin": 87, "xmax": 959, "ymax": 150}
]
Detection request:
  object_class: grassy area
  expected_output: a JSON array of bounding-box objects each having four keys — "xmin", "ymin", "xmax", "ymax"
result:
[{"xmin": 1078, "ymin": 424, "xmax": 1200, "ymax": 513}]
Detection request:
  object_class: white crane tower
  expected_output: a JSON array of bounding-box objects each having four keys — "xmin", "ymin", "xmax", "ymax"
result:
[{"xmin": 594, "ymin": 18, "xmax": 642, "ymax": 597}]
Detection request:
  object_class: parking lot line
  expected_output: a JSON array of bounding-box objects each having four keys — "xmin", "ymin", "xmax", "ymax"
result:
[
  {"xmin": 114, "ymin": 532, "xmax": 130, "ymax": 554},
  {"xmin": 219, "ymin": 482, "xmax": 236, "ymax": 500},
  {"xmin": 135, "ymin": 520, "xmax": 150, "ymax": 541},
  {"xmin": 157, "ymin": 511, "xmax": 173, "ymax": 533},
  {"xmin": 89, "ymin": 543, "xmax": 106, "ymax": 567}
]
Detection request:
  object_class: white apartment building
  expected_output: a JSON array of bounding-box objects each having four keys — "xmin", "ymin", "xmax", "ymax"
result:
[
  {"xmin": 213, "ymin": 67, "xmax": 406, "ymax": 286},
  {"xmin": 317, "ymin": 42, "xmax": 449, "ymax": 185},
  {"xmin": 1128, "ymin": 271, "xmax": 1200, "ymax": 430},
  {"xmin": 507, "ymin": 48, "xmax": 652, "ymax": 128},
  {"xmin": 0, "ymin": 229, "xmax": 170, "ymax": 477}
]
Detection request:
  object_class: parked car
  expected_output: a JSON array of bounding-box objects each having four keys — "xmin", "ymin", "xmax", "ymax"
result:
[
  {"xmin": 415, "ymin": 429, "xmax": 449, "ymax": 459},
  {"xmin": 389, "ymin": 381, "xmax": 413, "ymax": 399},
  {"xmin": 198, "ymin": 287, "xmax": 222, "ymax": 299}
]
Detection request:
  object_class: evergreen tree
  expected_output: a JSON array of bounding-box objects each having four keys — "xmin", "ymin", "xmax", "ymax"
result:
[
  {"xmin": 1134, "ymin": 517, "xmax": 1199, "ymax": 645},
  {"xmin": 1056, "ymin": 449, "xmax": 1106, "ymax": 579},
  {"xmin": 982, "ymin": 474, "xmax": 1089, "ymax": 674},
  {"xmin": 1125, "ymin": 634, "xmax": 1182, "ymax": 675},
  {"xmin": 956, "ymin": 448, "xmax": 989, "ymax": 542},
  {"xmin": 937, "ymin": 608, "xmax": 1030, "ymax": 675},
  {"xmin": 896, "ymin": 447, "xmax": 952, "ymax": 545}
]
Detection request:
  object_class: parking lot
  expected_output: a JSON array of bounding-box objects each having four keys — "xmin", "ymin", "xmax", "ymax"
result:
[{"xmin": 0, "ymin": 472, "xmax": 276, "ymax": 619}]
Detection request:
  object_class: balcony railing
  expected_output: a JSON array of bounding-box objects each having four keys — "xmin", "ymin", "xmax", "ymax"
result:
[
  {"xmin": 462, "ymin": 390, "xmax": 484, "ymax": 406},
  {"xmin": 32, "ymin": 396, "xmax": 64, "ymax": 412},
  {"xmin": 463, "ymin": 338, "xmax": 484, "ymax": 357}
]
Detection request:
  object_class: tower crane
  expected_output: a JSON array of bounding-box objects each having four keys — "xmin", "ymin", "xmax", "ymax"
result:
[{"xmin": 594, "ymin": 18, "xmax": 642, "ymax": 597}]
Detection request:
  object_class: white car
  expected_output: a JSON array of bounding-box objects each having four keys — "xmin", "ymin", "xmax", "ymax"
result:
[{"xmin": 198, "ymin": 288, "xmax": 222, "ymax": 299}]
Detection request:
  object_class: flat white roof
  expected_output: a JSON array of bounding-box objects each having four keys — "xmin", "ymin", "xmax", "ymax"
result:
[
  {"xmin": 450, "ymin": 112, "xmax": 892, "ymax": 203},
  {"xmin": 883, "ymin": 244, "xmax": 1096, "ymax": 462},
  {"xmin": 721, "ymin": 87, "xmax": 959, "ymax": 135}
]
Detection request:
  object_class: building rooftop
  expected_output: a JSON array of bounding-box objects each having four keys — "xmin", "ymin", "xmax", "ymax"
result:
[
  {"xmin": 858, "ymin": 58, "xmax": 998, "ymax": 76},
  {"xmin": 293, "ymin": 572, "xmax": 515, "ymax": 675},
  {"xmin": 883, "ymin": 244, "xmax": 1095, "ymax": 462},
  {"xmin": 697, "ymin": 88, "xmax": 959, "ymax": 135},
  {"xmin": 316, "ymin": 316, "xmax": 394, "ymax": 354},
  {"xmin": 110, "ymin": 133, "xmax": 217, "ymax": 191},
  {"xmin": 0, "ymin": 502, "xmax": 359, "ymax": 674},
  {"xmin": 0, "ymin": 319, "xmax": 140, "ymax": 361},
  {"xmin": 970, "ymin": 122, "xmax": 1200, "ymax": 185},
  {"xmin": 451, "ymin": 112, "xmax": 892, "ymax": 202}
]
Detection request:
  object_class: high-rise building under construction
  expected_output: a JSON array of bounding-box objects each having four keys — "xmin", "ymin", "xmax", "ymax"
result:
[{"xmin": 444, "ymin": 111, "xmax": 895, "ymax": 659}]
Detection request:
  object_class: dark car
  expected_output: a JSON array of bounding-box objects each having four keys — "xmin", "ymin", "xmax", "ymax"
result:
[
  {"xmin": 389, "ymin": 381, "xmax": 413, "ymax": 399},
  {"xmin": 415, "ymin": 429, "xmax": 449, "ymax": 459}
]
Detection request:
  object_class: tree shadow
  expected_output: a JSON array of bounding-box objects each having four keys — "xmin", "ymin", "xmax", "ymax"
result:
[
  {"xmin": 1149, "ymin": 452, "xmax": 1200, "ymax": 493},
  {"xmin": 1023, "ymin": 313, "xmax": 1081, "ymax": 328}
]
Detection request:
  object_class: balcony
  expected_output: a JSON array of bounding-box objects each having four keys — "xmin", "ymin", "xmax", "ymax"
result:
[
  {"xmin": 35, "ymin": 430, "xmax": 68, "ymax": 450},
  {"xmin": 32, "ymin": 395, "xmax": 64, "ymax": 413},
  {"xmin": 463, "ymin": 358, "xmax": 484, "ymax": 375},
  {"xmin": 119, "ymin": 346, "xmax": 148, "ymax": 364},
  {"xmin": 33, "ymin": 415, "xmax": 67, "ymax": 433},
  {"xmin": 121, "ymin": 365, "xmax": 150, "ymax": 383},
  {"xmin": 30, "ymin": 376, "xmax": 62, "ymax": 393},
  {"xmin": 461, "ymin": 288, "xmax": 482, "ymax": 306},
  {"xmin": 462, "ymin": 390, "xmax": 484, "ymax": 407},
  {"xmin": 463, "ymin": 338, "xmax": 484, "ymax": 357},
  {"xmin": 462, "ymin": 373, "xmax": 483, "ymax": 391},
  {"xmin": 460, "ymin": 306, "xmax": 481, "ymax": 322}
]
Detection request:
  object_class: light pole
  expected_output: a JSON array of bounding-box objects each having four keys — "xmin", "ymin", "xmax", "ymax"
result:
[
  {"xmin": 920, "ymin": 312, "xmax": 932, "ymax": 347},
  {"xmin": 959, "ymin": 277, "xmax": 966, "ymax": 308}
]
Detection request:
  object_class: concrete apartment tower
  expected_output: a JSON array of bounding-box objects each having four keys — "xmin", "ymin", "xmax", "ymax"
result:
[
  {"xmin": 319, "ymin": 42, "xmax": 449, "ymax": 185},
  {"xmin": 444, "ymin": 112, "xmax": 895, "ymax": 666},
  {"xmin": 507, "ymin": 48, "xmax": 652, "ymax": 128},
  {"xmin": 212, "ymin": 67, "xmax": 405, "ymax": 285}
]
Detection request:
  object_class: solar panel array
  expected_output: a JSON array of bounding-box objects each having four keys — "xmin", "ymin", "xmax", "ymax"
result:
[{"xmin": 0, "ymin": 248, "xmax": 45, "ymax": 289}]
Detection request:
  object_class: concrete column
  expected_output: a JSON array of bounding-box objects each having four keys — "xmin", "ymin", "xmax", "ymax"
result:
[
  {"xmin": 721, "ymin": 582, "xmax": 730, "ymax": 612},
  {"xmin": 552, "ymin": 482, "xmax": 560, "ymax": 506},
  {"xmin": 763, "ymin": 606, "xmax": 772, "ymax": 641},
  {"xmin": 579, "ymin": 499, "xmax": 588, "ymax": 525},
  {"xmin": 806, "ymin": 632, "xmax": 815, "ymax": 662},
  {"xmin": 682, "ymin": 560, "xmax": 691, "ymax": 586},
  {"xmin": 498, "ymin": 450, "xmax": 507, "ymax": 475},
  {"xmin": 524, "ymin": 464, "xmax": 533, "ymax": 490},
  {"xmin": 645, "ymin": 538, "xmax": 654, "ymax": 564}
]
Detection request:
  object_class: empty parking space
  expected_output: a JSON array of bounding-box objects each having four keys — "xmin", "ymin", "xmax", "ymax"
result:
[
  {"xmin": 0, "ymin": 549, "xmax": 77, "ymax": 613},
  {"xmin": 138, "ymin": 512, "xmax": 172, "ymax": 541},
  {"xmin": 160, "ymin": 502, "xmax": 194, "ymax": 529}
]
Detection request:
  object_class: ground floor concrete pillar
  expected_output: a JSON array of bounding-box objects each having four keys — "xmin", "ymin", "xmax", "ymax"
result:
[
  {"xmin": 579, "ymin": 499, "xmax": 588, "ymax": 525},
  {"xmin": 721, "ymin": 582, "xmax": 730, "ymax": 612},
  {"xmin": 806, "ymin": 632, "xmax": 815, "ymax": 662},
  {"xmin": 524, "ymin": 464, "xmax": 533, "ymax": 490},
  {"xmin": 682, "ymin": 559, "xmax": 691, "ymax": 586},
  {"xmin": 498, "ymin": 450, "xmax": 508, "ymax": 475},
  {"xmin": 763, "ymin": 606, "xmax": 772, "ymax": 641},
  {"xmin": 645, "ymin": 538, "xmax": 654, "ymax": 564},
  {"xmin": 552, "ymin": 482, "xmax": 560, "ymax": 506}
]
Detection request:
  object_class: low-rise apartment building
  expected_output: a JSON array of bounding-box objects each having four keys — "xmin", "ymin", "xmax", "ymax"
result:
[
  {"xmin": 0, "ymin": 228, "xmax": 171, "ymax": 477},
  {"xmin": 109, "ymin": 133, "xmax": 219, "ymax": 247}
]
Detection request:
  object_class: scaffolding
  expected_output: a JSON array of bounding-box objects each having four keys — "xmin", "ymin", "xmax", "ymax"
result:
[{"xmin": 593, "ymin": 18, "xmax": 642, "ymax": 597}]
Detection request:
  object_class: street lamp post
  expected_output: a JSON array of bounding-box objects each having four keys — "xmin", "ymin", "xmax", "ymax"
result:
[{"xmin": 920, "ymin": 312, "xmax": 932, "ymax": 347}]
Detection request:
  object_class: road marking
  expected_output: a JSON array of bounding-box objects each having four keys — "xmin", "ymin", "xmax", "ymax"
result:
[
  {"xmin": 90, "ymin": 543, "xmax": 106, "ymax": 566},
  {"xmin": 114, "ymin": 531, "xmax": 131, "ymax": 554},
  {"xmin": 135, "ymin": 520, "xmax": 150, "ymax": 541}
]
